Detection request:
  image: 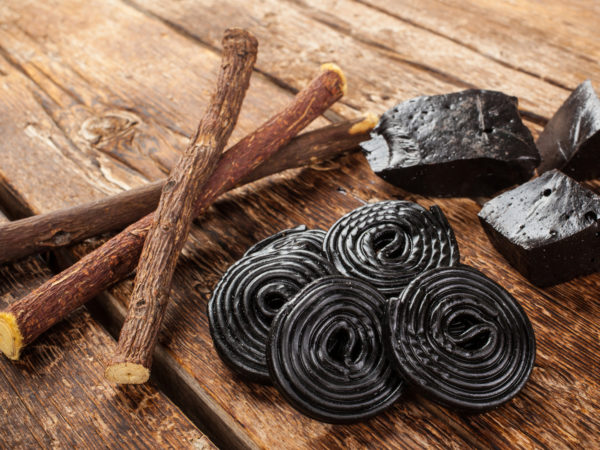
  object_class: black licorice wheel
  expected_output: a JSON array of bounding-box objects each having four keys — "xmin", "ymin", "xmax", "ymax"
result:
[
  {"xmin": 208, "ymin": 250, "xmax": 336, "ymax": 383},
  {"xmin": 324, "ymin": 200, "xmax": 460, "ymax": 298},
  {"xmin": 267, "ymin": 276, "xmax": 404, "ymax": 423},
  {"xmin": 244, "ymin": 225, "xmax": 326, "ymax": 256},
  {"xmin": 386, "ymin": 265, "xmax": 536, "ymax": 412}
]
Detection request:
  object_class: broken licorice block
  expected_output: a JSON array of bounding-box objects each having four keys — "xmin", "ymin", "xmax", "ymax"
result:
[
  {"xmin": 478, "ymin": 170, "xmax": 600, "ymax": 286},
  {"xmin": 537, "ymin": 80, "xmax": 600, "ymax": 179},
  {"xmin": 361, "ymin": 90, "xmax": 539, "ymax": 197}
]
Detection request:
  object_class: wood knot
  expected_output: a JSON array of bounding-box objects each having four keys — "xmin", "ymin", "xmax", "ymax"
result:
[
  {"xmin": 80, "ymin": 110, "xmax": 140, "ymax": 146},
  {"xmin": 49, "ymin": 230, "xmax": 72, "ymax": 246}
]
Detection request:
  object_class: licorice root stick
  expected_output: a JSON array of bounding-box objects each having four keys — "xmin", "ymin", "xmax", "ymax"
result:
[
  {"xmin": 0, "ymin": 63, "xmax": 347, "ymax": 361},
  {"xmin": 0, "ymin": 115, "xmax": 376, "ymax": 265},
  {"xmin": 105, "ymin": 28, "xmax": 258, "ymax": 384}
]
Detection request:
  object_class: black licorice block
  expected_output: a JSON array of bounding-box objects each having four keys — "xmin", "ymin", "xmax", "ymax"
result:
[
  {"xmin": 360, "ymin": 89, "xmax": 540, "ymax": 197},
  {"xmin": 537, "ymin": 80, "xmax": 600, "ymax": 180},
  {"xmin": 478, "ymin": 170, "xmax": 600, "ymax": 287}
]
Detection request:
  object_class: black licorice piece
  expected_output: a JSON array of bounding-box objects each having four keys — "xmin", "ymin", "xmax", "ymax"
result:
[
  {"xmin": 537, "ymin": 80, "xmax": 600, "ymax": 179},
  {"xmin": 386, "ymin": 265, "xmax": 535, "ymax": 413},
  {"xmin": 324, "ymin": 200, "xmax": 460, "ymax": 298},
  {"xmin": 478, "ymin": 170, "xmax": 600, "ymax": 287},
  {"xmin": 208, "ymin": 250, "xmax": 336, "ymax": 383},
  {"xmin": 360, "ymin": 90, "xmax": 539, "ymax": 197},
  {"xmin": 267, "ymin": 276, "xmax": 404, "ymax": 423},
  {"xmin": 244, "ymin": 225, "xmax": 326, "ymax": 256}
]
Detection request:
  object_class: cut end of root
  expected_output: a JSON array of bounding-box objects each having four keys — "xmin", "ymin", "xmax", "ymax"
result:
[
  {"xmin": 321, "ymin": 63, "xmax": 347, "ymax": 96},
  {"xmin": 0, "ymin": 313, "xmax": 23, "ymax": 360},
  {"xmin": 223, "ymin": 28, "xmax": 259, "ymax": 52},
  {"xmin": 105, "ymin": 362, "xmax": 150, "ymax": 384},
  {"xmin": 349, "ymin": 112, "xmax": 379, "ymax": 135}
]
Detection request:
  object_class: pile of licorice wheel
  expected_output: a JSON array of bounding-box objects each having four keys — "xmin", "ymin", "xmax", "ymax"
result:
[{"xmin": 207, "ymin": 200, "xmax": 536, "ymax": 424}]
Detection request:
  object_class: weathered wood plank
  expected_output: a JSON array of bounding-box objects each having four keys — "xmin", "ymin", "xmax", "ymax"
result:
[
  {"xmin": 0, "ymin": 212, "xmax": 213, "ymax": 449},
  {"xmin": 0, "ymin": 0, "xmax": 599, "ymax": 448},
  {"xmin": 356, "ymin": 0, "xmax": 600, "ymax": 91},
  {"xmin": 125, "ymin": 0, "xmax": 571, "ymax": 120},
  {"xmin": 0, "ymin": 0, "xmax": 319, "ymax": 197}
]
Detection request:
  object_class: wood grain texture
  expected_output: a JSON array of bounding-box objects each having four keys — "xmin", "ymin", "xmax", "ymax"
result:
[
  {"xmin": 0, "ymin": 117, "xmax": 372, "ymax": 264},
  {"xmin": 125, "ymin": 0, "xmax": 574, "ymax": 120},
  {"xmin": 357, "ymin": 0, "xmax": 600, "ymax": 91},
  {"xmin": 0, "ymin": 0, "xmax": 598, "ymax": 447},
  {"xmin": 0, "ymin": 213, "xmax": 213, "ymax": 449}
]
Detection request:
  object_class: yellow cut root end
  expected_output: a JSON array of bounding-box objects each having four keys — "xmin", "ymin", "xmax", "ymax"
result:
[
  {"xmin": 105, "ymin": 362, "xmax": 150, "ymax": 384},
  {"xmin": 320, "ymin": 63, "xmax": 347, "ymax": 96},
  {"xmin": 0, "ymin": 312, "xmax": 23, "ymax": 360},
  {"xmin": 349, "ymin": 112, "xmax": 379, "ymax": 135}
]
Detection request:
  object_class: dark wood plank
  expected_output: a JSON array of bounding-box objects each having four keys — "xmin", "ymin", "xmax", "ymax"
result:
[{"xmin": 0, "ymin": 212, "xmax": 213, "ymax": 449}]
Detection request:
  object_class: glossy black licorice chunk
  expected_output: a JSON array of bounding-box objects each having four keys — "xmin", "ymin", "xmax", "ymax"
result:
[
  {"xmin": 360, "ymin": 90, "xmax": 539, "ymax": 197},
  {"xmin": 267, "ymin": 276, "xmax": 405, "ymax": 424},
  {"xmin": 537, "ymin": 80, "xmax": 600, "ymax": 180},
  {"xmin": 478, "ymin": 170, "xmax": 600, "ymax": 287},
  {"xmin": 207, "ymin": 250, "xmax": 336, "ymax": 383},
  {"xmin": 385, "ymin": 265, "xmax": 535, "ymax": 413},
  {"xmin": 244, "ymin": 225, "xmax": 326, "ymax": 257},
  {"xmin": 324, "ymin": 200, "xmax": 460, "ymax": 298}
]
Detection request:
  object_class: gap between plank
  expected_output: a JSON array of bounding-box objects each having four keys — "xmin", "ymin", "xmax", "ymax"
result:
[{"xmin": 285, "ymin": 0, "xmax": 479, "ymax": 91}]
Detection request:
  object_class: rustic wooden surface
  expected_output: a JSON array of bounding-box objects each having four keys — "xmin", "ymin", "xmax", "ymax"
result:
[
  {"xmin": 0, "ymin": 212, "xmax": 214, "ymax": 448},
  {"xmin": 0, "ymin": 0, "xmax": 599, "ymax": 448}
]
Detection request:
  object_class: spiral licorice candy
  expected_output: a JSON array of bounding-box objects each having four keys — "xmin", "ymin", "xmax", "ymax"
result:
[
  {"xmin": 208, "ymin": 250, "xmax": 336, "ymax": 383},
  {"xmin": 267, "ymin": 276, "xmax": 404, "ymax": 423},
  {"xmin": 386, "ymin": 265, "xmax": 535, "ymax": 412},
  {"xmin": 244, "ymin": 225, "xmax": 326, "ymax": 256},
  {"xmin": 324, "ymin": 201, "xmax": 460, "ymax": 298}
]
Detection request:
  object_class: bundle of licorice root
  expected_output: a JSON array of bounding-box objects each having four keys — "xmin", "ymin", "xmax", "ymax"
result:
[
  {"xmin": 0, "ymin": 29, "xmax": 375, "ymax": 383},
  {"xmin": 208, "ymin": 201, "xmax": 536, "ymax": 423}
]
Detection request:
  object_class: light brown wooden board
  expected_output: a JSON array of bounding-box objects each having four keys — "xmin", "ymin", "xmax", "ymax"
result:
[
  {"xmin": 0, "ymin": 0, "xmax": 599, "ymax": 447},
  {"xmin": 358, "ymin": 0, "xmax": 600, "ymax": 92},
  {"xmin": 125, "ymin": 0, "xmax": 575, "ymax": 121},
  {"xmin": 0, "ymin": 212, "xmax": 213, "ymax": 448}
]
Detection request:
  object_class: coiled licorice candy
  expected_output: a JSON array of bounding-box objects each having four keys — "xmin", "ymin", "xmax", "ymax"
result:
[
  {"xmin": 267, "ymin": 275, "xmax": 404, "ymax": 423},
  {"xmin": 385, "ymin": 265, "xmax": 536, "ymax": 412},
  {"xmin": 208, "ymin": 249, "xmax": 336, "ymax": 383},
  {"xmin": 244, "ymin": 225, "xmax": 326, "ymax": 257},
  {"xmin": 324, "ymin": 200, "xmax": 460, "ymax": 298}
]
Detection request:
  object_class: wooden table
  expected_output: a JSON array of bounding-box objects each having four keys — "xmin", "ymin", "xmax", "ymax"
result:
[{"xmin": 0, "ymin": 0, "xmax": 599, "ymax": 447}]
